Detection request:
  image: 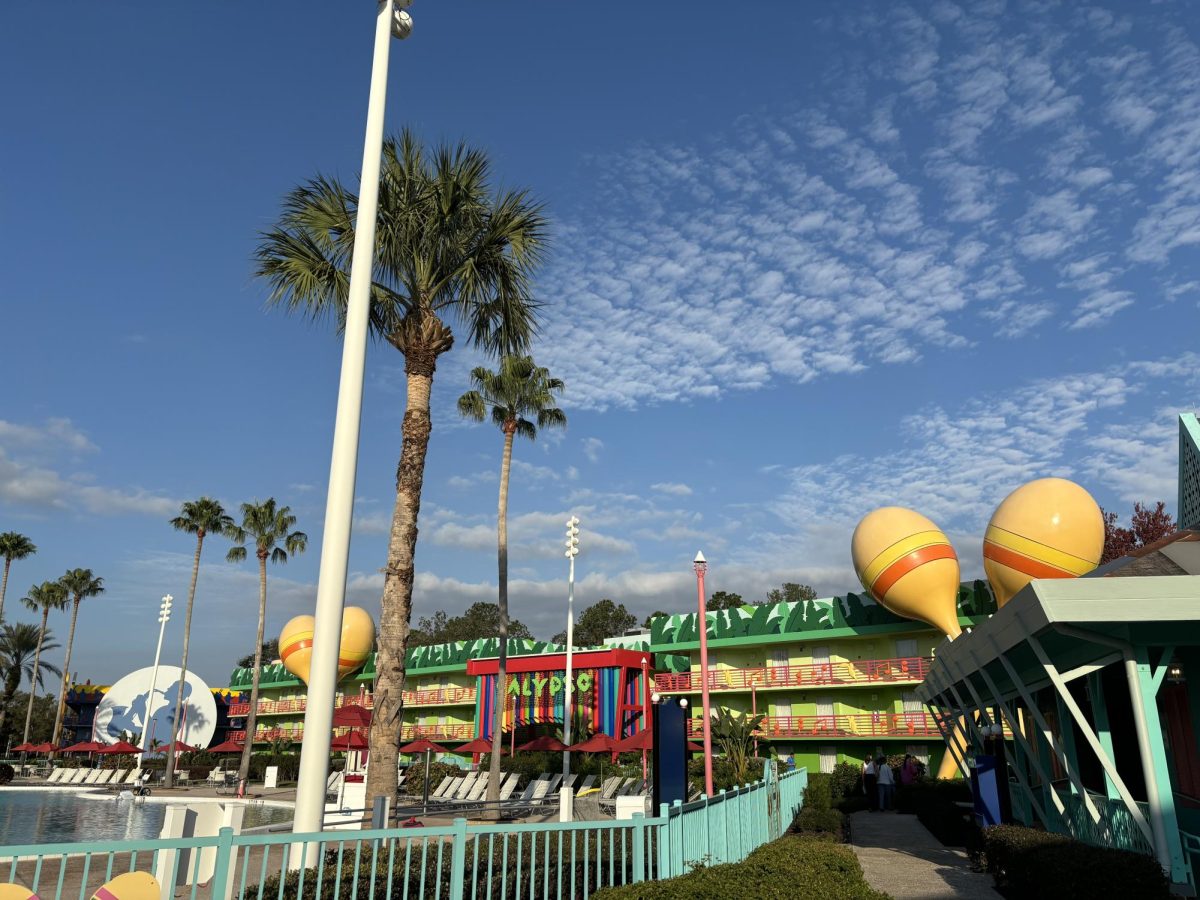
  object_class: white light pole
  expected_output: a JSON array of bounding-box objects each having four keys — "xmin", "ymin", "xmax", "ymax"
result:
[
  {"xmin": 143, "ymin": 595, "xmax": 172, "ymax": 757},
  {"xmin": 292, "ymin": 0, "xmax": 412, "ymax": 837},
  {"xmin": 560, "ymin": 516, "xmax": 580, "ymax": 821}
]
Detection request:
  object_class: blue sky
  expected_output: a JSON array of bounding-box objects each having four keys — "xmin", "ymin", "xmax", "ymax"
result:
[{"xmin": 2, "ymin": 1, "xmax": 1198, "ymax": 687}]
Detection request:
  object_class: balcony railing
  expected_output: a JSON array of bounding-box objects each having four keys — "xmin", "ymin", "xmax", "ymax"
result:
[
  {"xmin": 655, "ymin": 657, "xmax": 931, "ymax": 693},
  {"xmin": 226, "ymin": 686, "xmax": 476, "ymax": 718},
  {"xmin": 688, "ymin": 712, "xmax": 941, "ymax": 739},
  {"xmin": 226, "ymin": 723, "xmax": 476, "ymax": 744}
]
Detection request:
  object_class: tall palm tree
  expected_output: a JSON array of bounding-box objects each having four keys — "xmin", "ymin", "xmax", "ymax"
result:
[
  {"xmin": 50, "ymin": 569, "xmax": 105, "ymax": 746},
  {"xmin": 0, "ymin": 533, "xmax": 37, "ymax": 625},
  {"xmin": 0, "ymin": 623, "xmax": 61, "ymax": 744},
  {"xmin": 255, "ymin": 129, "xmax": 548, "ymax": 803},
  {"xmin": 163, "ymin": 497, "xmax": 234, "ymax": 788},
  {"xmin": 458, "ymin": 356, "xmax": 566, "ymax": 815},
  {"xmin": 226, "ymin": 499, "xmax": 306, "ymax": 781},
  {"xmin": 19, "ymin": 581, "xmax": 68, "ymax": 744}
]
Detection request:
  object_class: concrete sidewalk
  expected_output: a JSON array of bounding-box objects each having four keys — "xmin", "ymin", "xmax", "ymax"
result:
[{"xmin": 850, "ymin": 811, "xmax": 1001, "ymax": 900}]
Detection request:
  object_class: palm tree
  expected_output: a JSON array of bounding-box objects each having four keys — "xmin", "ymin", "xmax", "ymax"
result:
[
  {"xmin": 0, "ymin": 533, "xmax": 37, "ymax": 625},
  {"xmin": 458, "ymin": 356, "xmax": 566, "ymax": 816},
  {"xmin": 19, "ymin": 581, "xmax": 68, "ymax": 745},
  {"xmin": 255, "ymin": 129, "xmax": 547, "ymax": 802},
  {"xmin": 226, "ymin": 499, "xmax": 306, "ymax": 781},
  {"xmin": 163, "ymin": 497, "xmax": 234, "ymax": 788},
  {"xmin": 0, "ymin": 623, "xmax": 61, "ymax": 744},
  {"xmin": 50, "ymin": 569, "xmax": 105, "ymax": 746}
]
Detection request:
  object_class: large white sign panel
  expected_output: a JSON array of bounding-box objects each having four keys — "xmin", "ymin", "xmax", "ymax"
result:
[{"xmin": 93, "ymin": 665, "xmax": 218, "ymax": 750}]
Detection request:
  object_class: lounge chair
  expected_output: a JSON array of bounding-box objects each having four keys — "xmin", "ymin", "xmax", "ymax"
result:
[
  {"xmin": 123, "ymin": 769, "xmax": 143, "ymax": 785},
  {"xmin": 542, "ymin": 773, "xmax": 563, "ymax": 796},
  {"xmin": 574, "ymin": 774, "xmax": 596, "ymax": 794},
  {"xmin": 454, "ymin": 771, "xmax": 479, "ymax": 800},
  {"xmin": 205, "ymin": 768, "xmax": 225, "ymax": 786},
  {"xmin": 175, "ymin": 770, "xmax": 191, "ymax": 787},
  {"xmin": 597, "ymin": 776, "xmax": 623, "ymax": 800},
  {"xmin": 509, "ymin": 777, "xmax": 553, "ymax": 817},
  {"xmin": 93, "ymin": 770, "xmax": 115, "ymax": 786},
  {"xmin": 108, "ymin": 768, "xmax": 128, "ymax": 785},
  {"xmin": 45, "ymin": 768, "xmax": 66, "ymax": 784},
  {"xmin": 82, "ymin": 769, "xmax": 103, "ymax": 785},
  {"xmin": 464, "ymin": 772, "xmax": 489, "ymax": 802},
  {"xmin": 429, "ymin": 776, "xmax": 462, "ymax": 801},
  {"xmin": 561, "ymin": 773, "xmax": 578, "ymax": 792}
]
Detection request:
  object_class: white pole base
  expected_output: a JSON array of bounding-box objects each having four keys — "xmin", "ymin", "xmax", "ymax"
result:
[{"xmin": 558, "ymin": 786, "xmax": 574, "ymax": 822}]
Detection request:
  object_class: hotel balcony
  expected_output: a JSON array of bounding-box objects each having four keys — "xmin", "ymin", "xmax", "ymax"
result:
[
  {"xmin": 226, "ymin": 723, "xmax": 476, "ymax": 744},
  {"xmin": 655, "ymin": 657, "xmax": 931, "ymax": 694},
  {"xmin": 226, "ymin": 686, "xmax": 477, "ymax": 718},
  {"xmin": 687, "ymin": 712, "xmax": 942, "ymax": 740}
]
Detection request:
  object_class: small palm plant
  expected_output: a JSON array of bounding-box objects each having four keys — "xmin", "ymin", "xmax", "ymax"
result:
[
  {"xmin": 19, "ymin": 581, "xmax": 69, "ymax": 745},
  {"xmin": 0, "ymin": 533, "xmax": 36, "ymax": 625},
  {"xmin": 710, "ymin": 708, "xmax": 766, "ymax": 787},
  {"xmin": 0, "ymin": 623, "xmax": 61, "ymax": 740},
  {"xmin": 164, "ymin": 497, "xmax": 234, "ymax": 788},
  {"xmin": 227, "ymin": 499, "xmax": 307, "ymax": 781},
  {"xmin": 51, "ymin": 569, "xmax": 105, "ymax": 746},
  {"xmin": 458, "ymin": 356, "xmax": 566, "ymax": 816}
]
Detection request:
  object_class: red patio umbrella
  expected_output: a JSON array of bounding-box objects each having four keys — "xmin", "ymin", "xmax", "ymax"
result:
[
  {"xmin": 97, "ymin": 740, "xmax": 142, "ymax": 754},
  {"xmin": 163, "ymin": 740, "xmax": 200, "ymax": 753},
  {"xmin": 454, "ymin": 736, "xmax": 503, "ymax": 755},
  {"xmin": 208, "ymin": 738, "xmax": 245, "ymax": 754},
  {"xmin": 338, "ymin": 730, "xmax": 369, "ymax": 751},
  {"xmin": 687, "ymin": 741, "xmax": 704, "ymax": 752},
  {"xmin": 568, "ymin": 733, "xmax": 617, "ymax": 753},
  {"xmin": 399, "ymin": 739, "xmax": 449, "ymax": 814},
  {"xmin": 11, "ymin": 742, "xmax": 35, "ymax": 752},
  {"xmin": 517, "ymin": 735, "xmax": 568, "ymax": 752},
  {"xmin": 613, "ymin": 730, "xmax": 652, "ymax": 752},
  {"xmin": 29, "ymin": 743, "xmax": 56, "ymax": 754},
  {"xmin": 61, "ymin": 741, "xmax": 103, "ymax": 753},
  {"xmin": 332, "ymin": 704, "xmax": 372, "ymax": 727}
]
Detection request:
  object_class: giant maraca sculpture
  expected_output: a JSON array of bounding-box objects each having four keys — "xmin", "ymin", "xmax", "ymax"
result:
[
  {"xmin": 982, "ymin": 477, "xmax": 1104, "ymax": 607},
  {"xmin": 851, "ymin": 507, "xmax": 963, "ymax": 638},
  {"xmin": 280, "ymin": 606, "xmax": 376, "ymax": 685}
]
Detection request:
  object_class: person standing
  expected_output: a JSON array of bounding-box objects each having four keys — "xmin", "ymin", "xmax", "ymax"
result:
[
  {"xmin": 900, "ymin": 754, "xmax": 919, "ymax": 786},
  {"xmin": 876, "ymin": 755, "xmax": 895, "ymax": 811},
  {"xmin": 862, "ymin": 756, "xmax": 878, "ymax": 810}
]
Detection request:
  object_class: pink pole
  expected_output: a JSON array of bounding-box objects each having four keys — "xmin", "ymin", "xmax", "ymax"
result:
[
  {"xmin": 694, "ymin": 553, "xmax": 714, "ymax": 797},
  {"xmin": 752, "ymin": 683, "xmax": 758, "ymax": 758},
  {"xmin": 641, "ymin": 658, "xmax": 649, "ymax": 783}
]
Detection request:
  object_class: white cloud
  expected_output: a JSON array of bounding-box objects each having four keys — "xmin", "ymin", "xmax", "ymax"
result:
[
  {"xmin": 650, "ymin": 482, "xmax": 693, "ymax": 497},
  {"xmin": 0, "ymin": 418, "xmax": 97, "ymax": 453},
  {"xmin": 581, "ymin": 438, "xmax": 604, "ymax": 464}
]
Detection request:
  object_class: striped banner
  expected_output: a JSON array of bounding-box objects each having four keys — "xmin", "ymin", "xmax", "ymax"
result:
[{"xmin": 475, "ymin": 669, "xmax": 632, "ymax": 740}]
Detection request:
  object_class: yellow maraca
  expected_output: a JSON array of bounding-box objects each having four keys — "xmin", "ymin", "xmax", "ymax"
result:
[
  {"xmin": 852, "ymin": 507, "xmax": 963, "ymax": 639},
  {"xmin": 983, "ymin": 477, "xmax": 1103, "ymax": 607},
  {"xmin": 280, "ymin": 607, "xmax": 376, "ymax": 684}
]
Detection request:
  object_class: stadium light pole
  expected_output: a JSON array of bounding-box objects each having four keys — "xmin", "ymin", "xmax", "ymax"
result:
[
  {"xmin": 292, "ymin": 0, "xmax": 413, "ymax": 837},
  {"xmin": 141, "ymin": 595, "xmax": 172, "ymax": 757},
  {"xmin": 694, "ymin": 551, "xmax": 714, "ymax": 797},
  {"xmin": 559, "ymin": 516, "xmax": 580, "ymax": 821}
]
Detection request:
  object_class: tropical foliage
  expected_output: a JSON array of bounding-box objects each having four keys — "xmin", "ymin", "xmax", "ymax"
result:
[
  {"xmin": 18, "ymin": 581, "xmax": 68, "ymax": 744},
  {"xmin": 458, "ymin": 354, "xmax": 566, "ymax": 814},
  {"xmin": 256, "ymin": 128, "xmax": 548, "ymax": 804},
  {"xmin": 552, "ymin": 598, "xmax": 637, "ymax": 646},
  {"xmin": 409, "ymin": 604, "xmax": 532, "ymax": 647},
  {"xmin": 0, "ymin": 532, "xmax": 36, "ymax": 625},
  {"xmin": 710, "ymin": 707, "xmax": 766, "ymax": 786},
  {"xmin": 0, "ymin": 623, "xmax": 60, "ymax": 745},
  {"xmin": 227, "ymin": 499, "xmax": 306, "ymax": 780},
  {"xmin": 51, "ymin": 568, "xmax": 105, "ymax": 745},
  {"xmin": 164, "ymin": 497, "xmax": 235, "ymax": 787}
]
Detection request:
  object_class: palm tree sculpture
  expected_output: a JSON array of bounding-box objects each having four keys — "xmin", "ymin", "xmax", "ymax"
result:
[
  {"xmin": 50, "ymin": 569, "xmax": 105, "ymax": 747},
  {"xmin": 0, "ymin": 533, "xmax": 37, "ymax": 625},
  {"xmin": 0, "ymin": 623, "xmax": 61, "ymax": 743},
  {"xmin": 163, "ymin": 498, "xmax": 234, "ymax": 788},
  {"xmin": 255, "ymin": 129, "xmax": 547, "ymax": 802},
  {"xmin": 458, "ymin": 356, "xmax": 566, "ymax": 816},
  {"xmin": 226, "ymin": 499, "xmax": 306, "ymax": 781},
  {"xmin": 19, "ymin": 581, "xmax": 68, "ymax": 745}
]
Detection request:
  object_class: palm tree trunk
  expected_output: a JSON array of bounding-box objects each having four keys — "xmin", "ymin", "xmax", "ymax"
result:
[
  {"xmin": 366, "ymin": 358, "xmax": 439, "ymax": 808},
  {"xmin": 238, "ymin": 555, "xmax": 269, "ymax": 782},
  {"xmin": 486, "ymin": 428, "xmax": 516, "ymax": 820},
  {"xmin": 165, "ymin": 532, "xmax": 205, "ymax": 789},
  {"xmin": 0, "ymin": 559, "xmax": 10, "ymax": 626},
  {"xmin": 22, "ymin": 609, "xmax": 48, "ymax": 744},
  {"xmin": 50, "ymin": 598, "xmax": 81, "ymax": 746}
]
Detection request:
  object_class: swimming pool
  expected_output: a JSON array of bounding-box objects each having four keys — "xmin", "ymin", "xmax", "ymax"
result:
[{"xmin": 0, "ymin": 789, "xmax": 293, "ymax": 846}]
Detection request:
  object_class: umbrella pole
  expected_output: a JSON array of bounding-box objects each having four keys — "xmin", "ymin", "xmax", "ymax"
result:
[{"xmin": 422, "ymin": 749, "xmax": 431, "ymax": 817}]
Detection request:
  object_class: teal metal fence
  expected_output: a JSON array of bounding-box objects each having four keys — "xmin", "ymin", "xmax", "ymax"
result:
[{"xmin": 0, "ymin": 768, "xmax": 806, "ymax": 899}]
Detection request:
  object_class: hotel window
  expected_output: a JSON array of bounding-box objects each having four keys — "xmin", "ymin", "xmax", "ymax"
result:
[
  {"xmin": 906, "ymin": 744, "xmax": 929, "ymax": 765},
  {"xmin": 819, "ymin": 746, "xmax": 837, "ymax": 774},
  {"xmin": 895, "ymin": 638, "xmax": 918, "ymax": 660}
]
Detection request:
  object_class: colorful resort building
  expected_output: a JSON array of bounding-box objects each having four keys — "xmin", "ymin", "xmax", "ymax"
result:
[{"xmin": 218, "ymin": 584, "xmax": 999, "ymax": 778}]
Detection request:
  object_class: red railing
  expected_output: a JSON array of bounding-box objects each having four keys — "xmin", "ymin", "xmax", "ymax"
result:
[
  {"xmin": 227, "ymin": 686, "xmax": 476, "ymax": 718},
  {"xmin": 226, "ymin": 723, "xmax": 476, "ymax": 744},
  {"xmin": 655, "ymin": 657, "xmax": 931, "ymax": 693},
  {"xmin": 687, "ymin": 712, "xmax": 941, "ymax": 739}
]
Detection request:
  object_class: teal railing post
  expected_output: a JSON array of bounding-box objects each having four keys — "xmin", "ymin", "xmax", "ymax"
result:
[
  {"xmin": 717, "ymin": 790, "xmax": 728, "ymax": 864},
  {"xmin": 656, "ymin": 803, "xmax": 671, "ymax": 880},
  {"xmin": 449, "ymin": 818, "xmax": 468, "ymax": 900},
  {"xmin": 210, "ymin": 827, "xmax": 234, "ymax": 900},
  {"xmin": 702, "ymin": 793, "xmax": 711, "ymax": 866},
  {"xmin": 631, "ymin": 813, "xmax": 645, "ymax": 883}
]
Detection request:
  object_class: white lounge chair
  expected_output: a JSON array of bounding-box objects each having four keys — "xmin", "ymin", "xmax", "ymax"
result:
[
  {"xmin": 452, "ymin": 772, "xmax": 479, "ymax": 800},
  {"xmin": 82, "ymin": 769, "xmax": 103, "ymax": 785},
  {"xmin": 93, "ymin": 770, "xmax": 115, "ymax": 785},
  {"xmin": 175, "ymin": 770, "xmax": 191, "ymax": 787},
  {"xmin": 429, "ymin": 776, "xmax": 461, "ymax": 801},
  {"xmin": 68, "ymin": 768, "xmax": 90, "ymax": 785},
  {"xmin": 123, "ymin": 769, "xmax": 143, "ymax": 785},
  {"xmin": 45, "ymin": 768, "xmax": 66, "ymax": 784},
  {"xmin": 464, "ymin": 772, "xmax": 489, "ymax": 802}
]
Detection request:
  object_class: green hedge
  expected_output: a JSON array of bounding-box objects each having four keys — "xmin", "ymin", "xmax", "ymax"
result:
[
  {"xmin": 792, "ymin": 807, "xmax": 846, "ymax": 840},
  {"xmin": 982, "ymin": 824, "xmax": 1168, "ymax": 900},
  {"xmin": 894, "ymin": 778, "xmax": 979, "ymax": 849},
  {"xmin": 594, "ymin": 835, "xmax": 889, "ymax": 900}
]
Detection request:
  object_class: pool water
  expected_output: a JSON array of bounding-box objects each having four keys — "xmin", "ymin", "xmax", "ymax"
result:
[{"xmin": 0, "ymin": 790, "xmax": 293, "ymax": 846}]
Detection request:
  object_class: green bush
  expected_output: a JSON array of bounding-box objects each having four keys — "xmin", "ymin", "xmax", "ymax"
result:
[
  {"xmin": 400, "ymin": 760, "xmax": 465, "ymax": 798},
  {"xmin": 982, "ymin": 824, "xmax": 1168, "ymax": 899},
  {"xmin": 594, "ymin": 835, "xmax": 890, "ymax": 900},
  {"xmin": 830, "ymin": 761, "xmax": 862, "ymax": 803},
  {"xmin": 792, "ymin": 806, "xmax": 846, "ymax": 840},
  {"xmin": 802, "ymin": 773, "xmax": 833, "ymax": 810},
  {"xmin": 0, "ymin": 763, "xmax": 13, "ymax": 785}
]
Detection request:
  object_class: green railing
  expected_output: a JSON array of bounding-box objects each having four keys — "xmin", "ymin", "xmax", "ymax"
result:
[{"xmin": 0, "ymin": 768, "xmax": 806, "ymax": 899}]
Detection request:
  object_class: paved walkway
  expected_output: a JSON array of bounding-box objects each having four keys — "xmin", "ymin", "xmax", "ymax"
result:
[{"xmin": 850, "ymin": 811, "xmax": 1002, "ymax": 900}]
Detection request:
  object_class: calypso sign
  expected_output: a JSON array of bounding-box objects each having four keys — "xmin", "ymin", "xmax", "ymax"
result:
[{"xmin": 505, "ymin": 671, "xmax": 594, "ymax": 698}]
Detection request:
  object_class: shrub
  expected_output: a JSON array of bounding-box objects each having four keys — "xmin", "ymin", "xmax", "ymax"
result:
[
  {"xmin": 0, "ymin": 763, "xmax": 13, "ymax": 785},
  {"xmin": 792, "ymin": 806, "xmax": 846, "ymax": 840},
  {"xmin": 802, "ymin": 773, "xmax": 833, "ymax": 810},
  {"xmin": 401, "ymin": 760, "xmax": 465, "ymax": 798},
  {"xmin": 830, "ymin": 761, "xmax": 863, "ymax": 803},
  {"xmin": 982, "ymin": 824, "xmax": 1168, "ymax": 899},
  {"xmin": 594, "ymin": 835, "xmax": 889, "ymax": 900}
]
